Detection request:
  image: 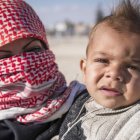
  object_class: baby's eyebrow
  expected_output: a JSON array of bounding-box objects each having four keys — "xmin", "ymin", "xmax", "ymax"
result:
[{"xmin": 93, "ymin": 51, "xmax": 110, "ymax": 56}]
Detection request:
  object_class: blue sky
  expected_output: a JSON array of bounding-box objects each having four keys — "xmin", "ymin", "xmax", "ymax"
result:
[{"xmin": 25, "ymin": 0, "xmax": 119, "ymax": 28}]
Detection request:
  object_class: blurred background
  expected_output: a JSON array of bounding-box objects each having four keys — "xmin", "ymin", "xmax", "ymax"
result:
[{"xmin": 25, "ymin": 0, "xmax": 119, "ymax": 84}]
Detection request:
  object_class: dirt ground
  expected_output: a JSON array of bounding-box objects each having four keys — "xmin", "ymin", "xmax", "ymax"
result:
[{"xmin": 48, "ymin": 36, "xmax": 88, "ymax": 84}]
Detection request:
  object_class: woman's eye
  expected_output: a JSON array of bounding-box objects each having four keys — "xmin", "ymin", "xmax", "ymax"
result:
[
  {"xmin": 25, "ymin": 47, "xmax": 43, "ymax": 53},
  {"xmin": 94, "ymin": 58, "xmax": 109, "ymax": 64},
  {"xmin": 0, "ymin": 55, "xmax": 12, "ymax": 60}
]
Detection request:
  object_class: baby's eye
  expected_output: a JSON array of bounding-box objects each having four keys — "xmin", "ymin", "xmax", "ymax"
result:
[
  {"xmin": 127, "ymin": 65, "xmax": 140, "ymax": 71},
  {"xmin": 94, "ymin": 58, "xmax": 109, "ymax": 64}
]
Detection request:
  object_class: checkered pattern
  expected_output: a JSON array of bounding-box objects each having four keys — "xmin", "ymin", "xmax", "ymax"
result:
[
  {"xmin": 0, "ymin": 50, "xmax": 71, "ymax": 123},
  {"xmin": 0, "ymin": 0, "xmax": 48, "ymax": 47},
  {"xmin": 0, "ymin": 50, "xmax": 56, "ymax": 84}
]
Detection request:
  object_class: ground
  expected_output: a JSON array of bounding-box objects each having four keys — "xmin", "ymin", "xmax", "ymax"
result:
[{"xmin": 48, "ymin": 36, "xmax": 88, "ymax": 84}]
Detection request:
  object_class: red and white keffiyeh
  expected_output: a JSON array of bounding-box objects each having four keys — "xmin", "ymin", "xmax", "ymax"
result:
[
  {"xmin": 0, "ymin": 0, "xmax": 84, "ymax": 123},
  {"xmin": 0, "ymin": 50, "xmax": 71, "ymax": 123},
  {"xmin": 0, "ymin": 0, "xmax": 48, "ymax": 47}
]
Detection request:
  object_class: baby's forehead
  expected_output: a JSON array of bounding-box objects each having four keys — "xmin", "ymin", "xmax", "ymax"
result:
[
  {"xmin": 90, "ymin": 22, "xmax": 140, "ymax": 42},
  {"xmin": 87, "ymin": 23, "xmax": 140, "ymax": 57}
]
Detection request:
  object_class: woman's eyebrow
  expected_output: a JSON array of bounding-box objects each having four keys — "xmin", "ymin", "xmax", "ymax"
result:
[
  {"xmin": 0, "ymin": 50, "xmax": 11, "ymax": 53},
  {"xmin": 22, "ymin": 39, "xmax": 37, "ymax": 50}
]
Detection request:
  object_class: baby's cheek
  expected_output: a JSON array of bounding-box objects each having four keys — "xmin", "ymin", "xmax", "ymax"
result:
[
  {"xmin": 85, "ymin": 66, "xmax": 103, "ymax": 85},
  {"xmin": 85, "ymin": 73, "xmax": 99, "ymax": 92},
  {"xmin": 127, "ymin": 78, "xmax": 140, "ymax": 94},
  {"xmin": 86, "ymin": 72, "xmax": 98, "ymax": 83},
  {"xmin": 134, "ymin": 80, "xmax": 140, "ymax": 91}
]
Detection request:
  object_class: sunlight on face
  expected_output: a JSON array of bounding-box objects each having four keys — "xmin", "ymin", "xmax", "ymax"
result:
[{"xmin": 81, "ymin": 24, "xmax": 140, "ymax": 109}]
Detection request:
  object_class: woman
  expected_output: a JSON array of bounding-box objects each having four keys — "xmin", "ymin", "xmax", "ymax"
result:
[{"xmin": 0, "ymin": 0, "xmax": 84, "ymax": 139}]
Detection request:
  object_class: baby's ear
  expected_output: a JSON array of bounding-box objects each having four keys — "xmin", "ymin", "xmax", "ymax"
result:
[{"xmin": 80, "ymin": 58, "xmax": 87, "ymax": 83}]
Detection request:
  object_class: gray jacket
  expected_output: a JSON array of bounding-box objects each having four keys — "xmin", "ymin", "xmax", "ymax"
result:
[{"xmin": 60, "ymin": 90, "xmax": 140, "ymax": 140}]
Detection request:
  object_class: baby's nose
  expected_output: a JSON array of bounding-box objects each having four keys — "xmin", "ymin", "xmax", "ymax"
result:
[{"xmin": 105, "ymin": 66, "xmax": 124, "ymax": 82}]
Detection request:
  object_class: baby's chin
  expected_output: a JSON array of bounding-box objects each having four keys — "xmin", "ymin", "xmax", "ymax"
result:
[
  {"xmin": 97, "ymin": 101, "xmax": 136, "ymax": 110},
  {"xmin": 94, "ymin": 99, "xmax": 125, "ymax": 110}
]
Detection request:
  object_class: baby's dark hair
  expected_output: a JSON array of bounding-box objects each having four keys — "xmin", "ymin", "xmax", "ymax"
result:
[{"xmin": 86, "ymin": 0, "xmax": 140, "ymax": 56}]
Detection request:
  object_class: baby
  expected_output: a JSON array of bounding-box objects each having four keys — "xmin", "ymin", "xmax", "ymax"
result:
[{"xmin": 59, "ymin": 0, "xmax": 140, "ymax": 140}]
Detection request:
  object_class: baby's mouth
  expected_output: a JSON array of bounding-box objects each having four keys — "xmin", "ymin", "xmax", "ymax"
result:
[{"xmin": 99, "ymin": 86, "xmax": 122, "ymax": 97}]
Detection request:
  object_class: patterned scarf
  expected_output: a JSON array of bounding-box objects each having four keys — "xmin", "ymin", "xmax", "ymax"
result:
[
  {"xmin": 0, "ymin": 0, "xmax": 48, "ymax": 47},
  {"xmin": 0, "ymin": 50, "xmax": 72, "ymax": 123},
  {"xmin": 0, "ymin": 0, "xmax": 84, "ymax": 123}
]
